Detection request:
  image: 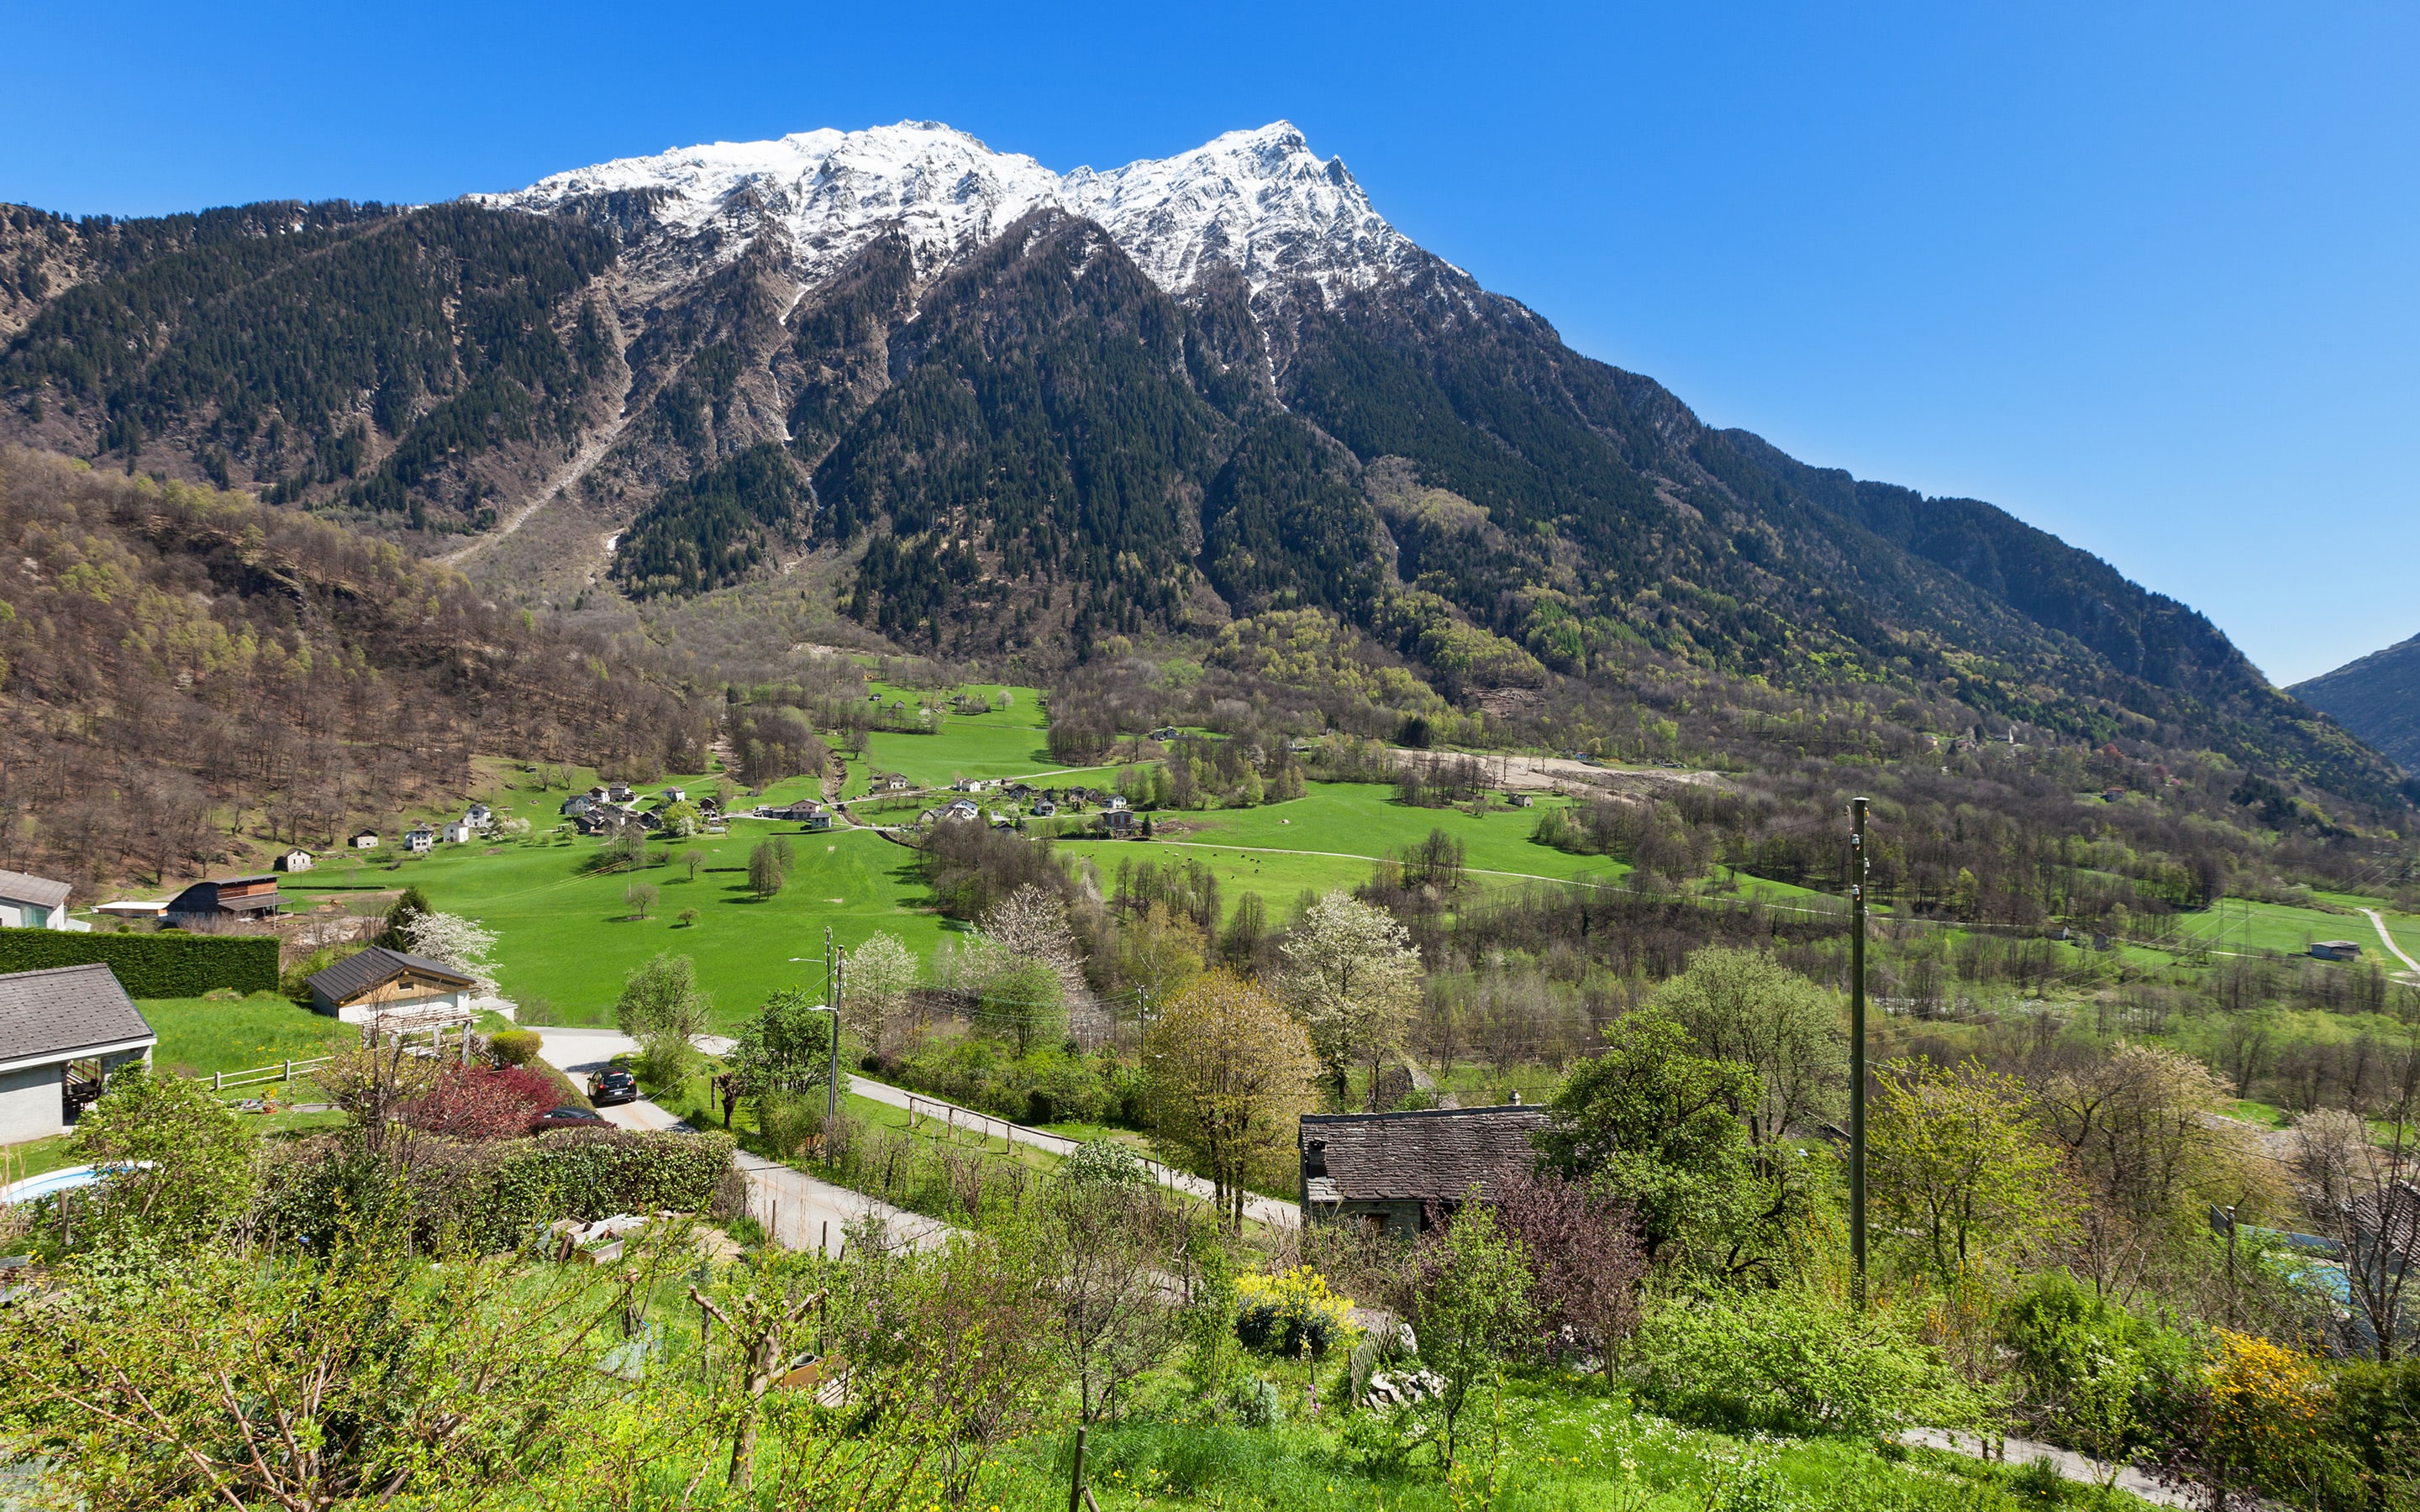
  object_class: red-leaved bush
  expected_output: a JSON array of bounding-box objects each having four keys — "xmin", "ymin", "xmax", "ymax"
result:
[
  {"xmin": 399, "ymin": 1064, "xmax": 560, "ymax": 1139},
  {"xmin": 1490, "ymin": 1169, "xmax": 1648, "ymax": 1372}
]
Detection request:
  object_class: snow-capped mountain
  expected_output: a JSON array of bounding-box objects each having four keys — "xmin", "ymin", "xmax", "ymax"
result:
[{"xmin": 485, "ymin": 120, "xmax": 1428, "ymax": 302}]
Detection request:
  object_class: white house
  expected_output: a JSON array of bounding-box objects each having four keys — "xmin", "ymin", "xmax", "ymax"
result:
[
  {"xmin": 0, "ymin": 964, "xmax": 155, "ymax": 1145},
  {"xmin": 350, "ymin": 830, "xmax": 381, "ymax": 850},
  {"xmin": 464, "ymin": 804, "xmax": 493, "ymax": 829},
  {"xmin": 660, "ymin": 786, "xmax": 687, "ymax": 804},
  {"xmin": 274, "ymin": 848, "xmax": 315, "ymax": 873},
  {"xmin": 403, "ymin": 827, "xmax": 436, "ymax": 853},
  {"xmin": 302, "ymin": 947, "xmax": 478, "ymax": 1026},
  {"xmin": 440, "ymin": 821, "xmax": 475, "ymax": 844},
  {"xmin": 0, "ymin": 869, "xmax": 86, "ymax": 932}
]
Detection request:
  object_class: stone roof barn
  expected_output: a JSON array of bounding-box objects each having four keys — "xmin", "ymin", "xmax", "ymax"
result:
[{"xmin": 1299, "ymin": 1103, "xmax": 1549, "ymax": 1238}]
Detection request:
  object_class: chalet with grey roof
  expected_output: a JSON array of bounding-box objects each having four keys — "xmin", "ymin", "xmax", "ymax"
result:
[
  {"xmin": 0, "ymin": 964, "xmax": 155, "ymax": 1143},
  {"xmin": 1299, "ymin": 1103, "xmax": 1549, "ymax": 1238},
  {"xmin": 304, "ymin": 946, "xmax": 478, "ymax": 1025}
]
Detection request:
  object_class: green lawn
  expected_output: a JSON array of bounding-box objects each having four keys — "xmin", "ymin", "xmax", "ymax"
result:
[
  {"xmin": 138, "ymin": 995, "xmax": 350, "ymax": 1077},
  {"xmin": 283, "ymin": 822, "xmax": 955, "ymax": 1026},
  {"xmin": 2160, "ymin": 894, "xmax": 2419, "ymax": 962}
]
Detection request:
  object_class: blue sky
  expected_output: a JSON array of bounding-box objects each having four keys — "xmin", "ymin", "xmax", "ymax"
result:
[{"xmin": 4, "ymin": 0, "xmax": 2413, "ymax": 685}]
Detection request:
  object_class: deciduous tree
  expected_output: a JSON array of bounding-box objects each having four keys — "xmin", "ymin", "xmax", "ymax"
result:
[
  {"xmin": 1280, "ymin": 890, "xmax": 1420, "ymax": 1109},
  {"xmin": 1144, "ymin": 970, "xmax": 1317, "ymax": 1231}
]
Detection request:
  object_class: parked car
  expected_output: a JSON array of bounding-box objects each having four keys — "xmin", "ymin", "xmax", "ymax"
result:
[
  {"xmin": 529, "ymin": 1105, "xmax": 610, "ymax": 1134},
  {"xmin": 589, "ymin": 1068, "xmax": 639, "ymax": 1106}
]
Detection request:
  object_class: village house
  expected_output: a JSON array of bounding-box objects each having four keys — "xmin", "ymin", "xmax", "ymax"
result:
[
  {"xmin": 273, "ymin": 848, "xmax": 315, "ymax": 873},
  {"xmin": 660, "ymin": 787, "xmax": 687, "ymax": 804},
  {"xmin": 560, "ymin": 794, "xmax": 595, "ymax": 817},
  {"xmin": 164, "ymin": 874, "xmax": 284, "ymax": 927},
  {"xmin": 303, "ymin": 946, "xmax": 480, "ymax": 1026},
  {"xmin": 874, "ymin": 773, "xmax": 913, "ymax": 793},
  {"xmin": 350, "ymin": 830, "xmax": 381, "ymax": 850},
  {"xmin": 404, "ymin": 827, "xmax": 436, "ymax": 853},
  {"xmin": 441, "ymin": 821, "xmax": 476, "ymax": 844},
  {"xmin": 0, "ymin": 869, "xmax": 84, "ymax": 932},
  {"xmin": 0, "ymin": 963, "xmax": 156, "ymax": 1144},
  {"xmin": 1102, "ymin": 808, "xmax": 1136, "ymax": 837},
  {"xmin": 464, "ymin": 803, "xmax": 493, "ymax": 829},
  {"xmin": 1299, "ymin": 1103, "xmax": 1549, "ymax": 1239}
]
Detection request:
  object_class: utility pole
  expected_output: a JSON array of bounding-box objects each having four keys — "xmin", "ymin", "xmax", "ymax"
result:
[
  {"xmin": 1849, "ymin": 795, "xmax": 1870, "ymax": 1310},
  {"xmin": 828, "ymin": 942, "xmax": 844, "ymax": 1170}
]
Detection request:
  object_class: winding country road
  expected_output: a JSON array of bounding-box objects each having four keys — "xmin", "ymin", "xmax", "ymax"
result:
[
  {"xmin": 2360, "ymin": 908, "xmax": 2420, "ymax": 983},
  {"xmin": 532, "ymin": 1026, "xmax": 1299, "ymax": 1239}
]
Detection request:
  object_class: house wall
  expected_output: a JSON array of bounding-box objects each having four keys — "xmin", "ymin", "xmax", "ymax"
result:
[
  {"xmin": 0, "ymin": 897, "xmax": 68, "ymax": 930},
  {"xmin": 1316, "ymin": 1199, "xmax": 1426, "ymax": 1238},
  {"xmin": 0, "ymin": 1063, "xmax": 64, "ymax": 1144},
  {"xmin": 318, "ymin": 986, "xmax": 469, "ymax": 1025}
]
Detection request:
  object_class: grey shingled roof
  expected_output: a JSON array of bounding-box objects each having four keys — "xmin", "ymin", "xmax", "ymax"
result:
[
  {"xmin": 304, "ymin": 946, "xmax": 475, "ymax": 1005},
  {"xmin": 0, "ymin": 964, "xmax": 155, "ymax": 1063},
  {"xmin": 0, "ymin": 868, "xmax": 72, "ymax": 910},
  {"xmin": 1301, "ymin": 1104, "xmax": 1549, "ymax": 1205}
]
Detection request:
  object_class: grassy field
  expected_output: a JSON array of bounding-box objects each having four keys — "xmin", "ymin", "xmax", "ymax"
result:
[
  {"xmin": 139, "ymin": 995, "xmax": 350, "ymax": 1077},
  {"xmin": 2157, "ymin": 894, "xmax": 2420, "ymax": 963}
]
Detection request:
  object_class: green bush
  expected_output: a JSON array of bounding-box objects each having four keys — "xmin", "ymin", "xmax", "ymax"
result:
[
  {"xmin": 0, "ymin": 927, "xmax": 278, "ymax": 996},
  {"xmin": 2000, "ymin": 1273, "xmax": 2194, "ymax": 1460},
  {"xmin": 756, "ymin": 1092, "xmax": 823, "ymax": 1160},
  {"xmin": 1631, "ymin": 1283, "xmax": 1986, "ymax": 1438},
  {"xmin": 886, "ymin": 1037, "xmax": 1136, "ymax": 1129},
  {"xmin": 487, "ymin": 1030, "xmax": 542, "ymax": 1066}
]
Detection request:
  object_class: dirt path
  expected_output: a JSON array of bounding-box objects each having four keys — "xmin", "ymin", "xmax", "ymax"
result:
[{"xmin": 2360, "ymin": 907, "xmax": 2420, "ymax": 981}]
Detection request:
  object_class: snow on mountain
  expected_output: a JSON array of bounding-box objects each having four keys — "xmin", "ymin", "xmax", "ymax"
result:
[{"xmin": 484, "ymin": 119, "xmax": 1429, "ymax": 301}]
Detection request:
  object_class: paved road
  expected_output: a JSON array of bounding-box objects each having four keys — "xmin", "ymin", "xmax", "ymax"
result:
[
  {"xmin": 2360, "ymin": 908, "xmax": 2420, "ymax": 982},
  {"xmin": 1899, "ymin": 1430, "xmax": 2186, "ymax": 1507},
  {"xmin": 533, "ymin": 1028, "xmax": 946, "ymax": 1256},
  {"xmin": 534, "ymin": 1026, "xmax": 1298, "ymax": 1230}
]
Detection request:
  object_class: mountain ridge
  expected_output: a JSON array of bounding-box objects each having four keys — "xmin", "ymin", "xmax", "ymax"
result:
[{"xmin": 0, "ymin": 122, "xmax": 2407, "ymax": 811}]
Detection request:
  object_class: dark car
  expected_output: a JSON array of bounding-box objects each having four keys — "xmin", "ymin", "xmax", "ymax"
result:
[
  {"xmin": 589, "ymin": 1068, "xmax": 639, "ymax": 1106},
  {"xmin": 529, "ymin": 1105, "xmax": 610, "ymax": 1134}
]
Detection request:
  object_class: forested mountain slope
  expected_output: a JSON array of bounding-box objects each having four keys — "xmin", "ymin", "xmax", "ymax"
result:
[
  {"xmin": 0, "ymin": 121, "xmax": 2402, "ymax": 811},
  {"xmin": 0, "ymin": 448, "xmax": 702, "ymax": 889},
  {"xmin": 2293, "ymin": 633, "xmax": 2420, "ymax": 777}
]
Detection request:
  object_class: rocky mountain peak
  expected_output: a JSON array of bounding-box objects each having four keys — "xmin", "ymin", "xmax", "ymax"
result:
[{"xmin": 483, "ymin": 118, "xmax": 1429, "ymax": 302}]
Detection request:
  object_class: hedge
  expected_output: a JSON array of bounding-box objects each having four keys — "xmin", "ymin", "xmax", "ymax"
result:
[
  {"xmin": 265, "ymin": 1128, "xmax": 738, "ymax": 1252},
  {"xmin": 0, "ymin": 928, "xmax": 281, "ymax": 997}
]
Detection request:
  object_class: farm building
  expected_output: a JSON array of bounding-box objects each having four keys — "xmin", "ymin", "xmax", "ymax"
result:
[
  {"xmin": 164, "ymin": 874, "xmax": 284, "ymax": 927},
  {"xmin": 303, "ymin": 947, "xmax": 479, "ymax": 1026},
  {"xmin": 1299, "ymin": 1103, "xmax": 1549, "ymax": 1239},
  {"xmin": 89, "ymin": 900, "xmax": 168, "ymax": 922},
  {"xmin": 274, "ymin": 848, "xmax": 315, "ymax": 873},
  {"xmin": 350, "ymin": 831, "xmax": 381, "ymax": 850},
  {"xmin": 0, "ymin": 869, "xmax": 83, "ymax": 931},
  {"xmin": 2312, "ymin": 940, "xmax": 2365, "ymax": 962},
  {"xmin": 0, "ymin": 964, "xmax": 155, "ymax": 1144}
]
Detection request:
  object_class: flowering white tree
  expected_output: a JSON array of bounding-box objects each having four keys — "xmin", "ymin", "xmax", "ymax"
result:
[
  {"xmin": 1280, "ymin": 890, "xmax": 1421, "ymax": 1109},
  {"xmin": 403, "ymin": 911, "xmax": 501, "ymax": 993}
]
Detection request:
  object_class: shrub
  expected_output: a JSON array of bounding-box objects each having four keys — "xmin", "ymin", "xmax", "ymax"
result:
[
  {"xmin": 1234, "ymin": 1267, "xmax": 1358, "ymax": 1360},
  {"xmin": 487, "ymin": 1030, "xmax": 542, "ymax": 1066},
  {"xmin": 757, "ymin": 1092, "xmax": 824, "ymax": 1160},
  {"xmin": 1059, "ymin": 1138, "xmax": 1151, "ymax": 1189},
  {"xmin": 0, "ymin": 927, "xmax": 278, "ymax": 996},
  {"xmin": 398, "ymin": 1066, "xmax": 558, "ymax": 1139},
  {"xmin": 1631, "ymin": 1284, "xmax": 1984, "ymax": 1437}
]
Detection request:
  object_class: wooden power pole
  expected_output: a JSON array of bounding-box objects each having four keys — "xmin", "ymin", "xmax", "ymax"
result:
[{"xmin": 1849, "ymin": 795, "xmax": 1870, "ymax": 1309}]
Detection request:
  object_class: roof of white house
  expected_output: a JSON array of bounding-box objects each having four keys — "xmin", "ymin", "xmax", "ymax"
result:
[
  {"xmin": 0, "ymin": 964, "xmax": 155, "ymax": 1065},
  {"xmin": 0, "ymin": 868, "xmax": 72, "ymax": 909},
  {"xmin": 305, "ymin": 946, "xmax": 476, "ymax": 1004}
]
